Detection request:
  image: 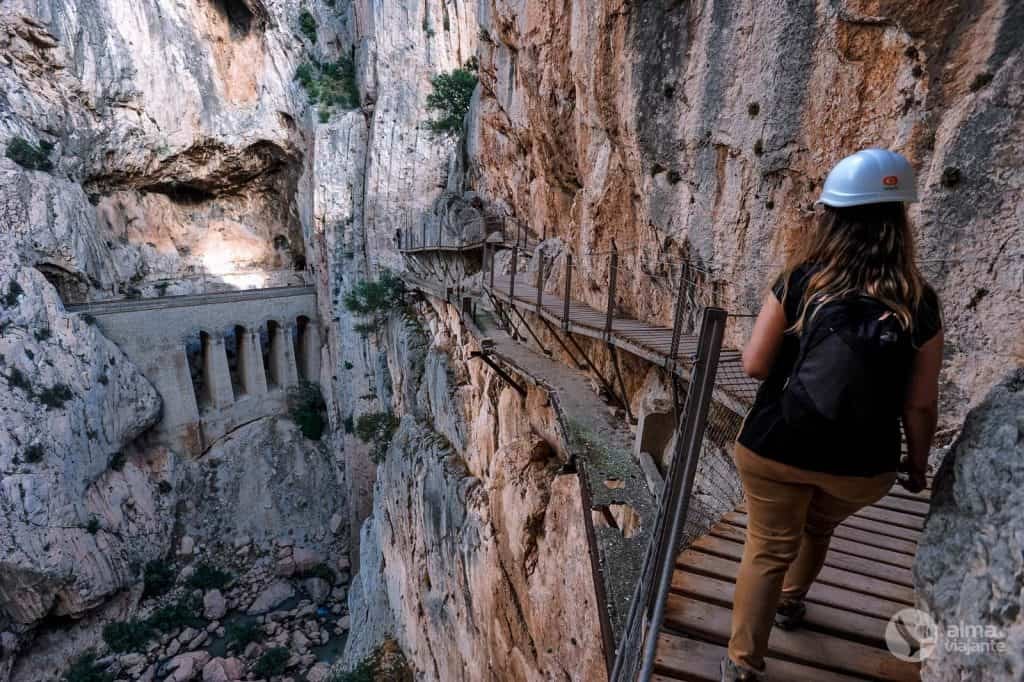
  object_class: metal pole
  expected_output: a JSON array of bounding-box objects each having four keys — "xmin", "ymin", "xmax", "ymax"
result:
[
  {"xmin": 667, "ymin": 264, "xmax": 689, "ymax": 369},
  {"xmin": 635, "ymin": 308, "xmax": 728, "ymax": 682},
  {"xmin": 489, "ymin": 243, "xmax": 496, "ymax": 290},
  {"xmin": 421, "ymin": 221, "xmax": 426, "ymax": 249},
  {"xmin": 563, "ymin": 254, "xmax": 572, "ymax": 331},
  {"xmin": 510, "ymin": 245, "xmax": 518, "ymax": 302},
  {"xmin": 535, "ymin": 255, "xmax": 544, "ymax": 313},
  {"xmin": 604, "ymin": 241, "xmax": 618, "ymax": 340}
]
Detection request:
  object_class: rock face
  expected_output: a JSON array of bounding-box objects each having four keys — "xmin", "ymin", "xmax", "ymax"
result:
[
  {"xmin": 470, "ymin": 0, "xmax": 1023, "ymax": 423},
  {"xmin": 341, "ymin": 304, "xmax": 605, "ymax": 681},
  {"xmin": 915, "ymin": 369, "xmax": 1024, "ymax": 680},
  {"xmin": 0, "ymin": 250, "xmax": 163, "ymax": 626}
]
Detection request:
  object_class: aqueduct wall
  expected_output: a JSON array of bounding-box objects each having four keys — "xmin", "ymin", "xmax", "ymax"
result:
[{"xmin": 69, "ymin": 287, "xmax": 320, "ymax": 456}]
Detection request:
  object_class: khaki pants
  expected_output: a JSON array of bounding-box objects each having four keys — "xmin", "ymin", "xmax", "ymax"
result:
[{"xmin": 728, "ymin": 443, "xmax": 896, "ymax": 672}]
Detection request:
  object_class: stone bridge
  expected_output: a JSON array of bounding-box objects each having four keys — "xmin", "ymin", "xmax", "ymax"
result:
[{"xmin": 69, "ymin": 286, "xmax": 321, "ymax": 456}]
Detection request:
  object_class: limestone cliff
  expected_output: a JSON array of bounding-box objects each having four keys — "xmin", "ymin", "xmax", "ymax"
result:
[
  {"xmin": 469, "ymin": 0, "xmax": 1023, "ymax": 423},
  {"xmin": 915, "ymin": 369, "xmax": 1024, "ymax": 680}
]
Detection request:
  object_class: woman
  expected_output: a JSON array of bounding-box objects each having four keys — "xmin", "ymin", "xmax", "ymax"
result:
[{"xmin": 722, "ymin": 149, "xmax": 943, "ymax": 681}]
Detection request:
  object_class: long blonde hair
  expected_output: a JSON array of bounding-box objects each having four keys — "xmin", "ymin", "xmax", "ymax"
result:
[{"xmin": 780, "ymin": 202, "xmax": 926, "ymax": 333}]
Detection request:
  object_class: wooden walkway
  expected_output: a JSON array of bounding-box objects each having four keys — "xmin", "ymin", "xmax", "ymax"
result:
[
  {"xmin": 654, "ymin": 482, "xmax": 930, "ymax": 681},
  {"xmin": 485, "ymin": 273, "xmax": 759, "ymax": 412}
]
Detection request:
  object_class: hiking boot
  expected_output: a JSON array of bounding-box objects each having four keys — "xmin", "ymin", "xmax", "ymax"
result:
[
  {"xmin": 720, "ymin": 657, "xmax": 767, "ymax": 681},
  {"xmin": 775, "ymin": 599, "xmax": 807, "ymax": 631}
]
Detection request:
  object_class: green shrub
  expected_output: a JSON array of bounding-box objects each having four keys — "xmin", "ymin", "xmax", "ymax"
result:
[
  {"xmin": 342, "ymin": 273, "xmax": 405, "ymax": 335},
  {"xmin": 343, "ymin": 414, "xmax": 354, "ymax": 434},
  {"xmin": 148, "ymin": 595, "xmax": 205, "ymax": 633},
  {"xmin": 86, "ymin": 517, "xmax": 100, "ymax": 535},
  {"xmin": 7, "ymin": 367, "xmax": 31, "ymax": 392},
  {"xmin": 424, "ymin": 67, "xmax": 478, "ymax": 135},
  {"xmin": 2, "ymin": 279, "xmax": 23, "ymax": 307},
  {"xmin": 330, "ymin": 656, "xmax": 375, "ymax": 682},
  {"xmin": 37, "ymin": 383, "xmax": 74, "ymax": 408},
  {"xmin": 102, "ymin": 620, "xmax": 152, "ymax": 653},
  {"xmin": 355, "ymin": 411, "xmax": 399, "ymax": 464},
  {"xmin": 299, "ymin": 9, "xmax": 317, "ymax": 43},
  {"xmin": 224, "ymin": 618, "xmax": 262, "ymax": 651},
  {"xmin": 34, "ymin": 327, "xmax": 51, "ymax": 341},
  {"xmin": 298, "ymin": 562, "xmax": 336, "ymax": 585},
  {"xmin": 288, "ymin": 380, "xmax": 327, "ymax": 440},
  {"xmin": 253, "ymin": 646, "xmax": 291, "ymax": 677},
  {"xmin": 24, "ymin": 444, "xmax": 45, "ymax": 463},
  {"xmin": 142, "ymin": 559, "xmax": 175, "ymax": 599},
  {"xmin": 6, "ymin": 136, "xmax": 54, "ymax": 171},
  {"xmin": 157, "ymin": 480, "xmax": 173, "ymax": 494},
  {"xmin": 64, "ymin": 652, "xmax": 114, "ymax": 682},
  {"xmin": 295, "ymin": 55, "xmax": 359, "ymax": 120},
  {"xmin": 187, "ymin": 562, "xmax": 233, "ymax": 590}
]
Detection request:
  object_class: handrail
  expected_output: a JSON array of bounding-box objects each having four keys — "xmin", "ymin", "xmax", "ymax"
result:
[{"xmin": 610, "ymin": 307, "xmax": 728, "ymax": 682}]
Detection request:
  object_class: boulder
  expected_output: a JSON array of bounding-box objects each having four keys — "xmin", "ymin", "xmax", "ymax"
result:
[
  {"xmin": 203, "ymin": 589, "xmax": 227, "ymax": 620},
  {"xmin": 916, "ymin": 370, "xmax": 1024, "ymax": 680},
  {"xmin": 201, "ymin": 657, "xmax": 244, "ymax": 682},
  {"xmin": 292, "ymin": 547, "xmax": 321, "ymax": 573},
  {"xmin": 178, "ymin": 536, "xmax": 195, "ymax": 558},
  {"xmin": 306, "ymin": 663, "xmax": 332, "ymax": 682},
  {"xmin": 247, "ymin": 580, "xmax": 295, "ymax": 615}
]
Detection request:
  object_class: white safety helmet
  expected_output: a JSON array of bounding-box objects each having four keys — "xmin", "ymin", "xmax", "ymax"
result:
[{"xmin": 816, "ymin": 149, "xmax": 918, "ymax": 207}]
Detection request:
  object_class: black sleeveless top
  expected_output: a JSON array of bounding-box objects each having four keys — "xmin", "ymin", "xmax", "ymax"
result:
[{"xmin": 737, "ymin": 266, "xmax": 942, "ymax": 477}]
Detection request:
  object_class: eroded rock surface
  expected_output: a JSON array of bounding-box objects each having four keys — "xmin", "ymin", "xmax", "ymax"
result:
[{"xmin": 915, "ymin": 369, "xmax": 1024, "ymax": 680}]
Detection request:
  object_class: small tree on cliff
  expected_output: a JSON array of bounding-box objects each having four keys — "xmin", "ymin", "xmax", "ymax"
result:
[
  {"xmin": 424, "ymin": 66, "xmax": 478, "ymax": 136},
  {"xmin": 342, "ymin": 272, "xmax": 406, "ymax": 336}
]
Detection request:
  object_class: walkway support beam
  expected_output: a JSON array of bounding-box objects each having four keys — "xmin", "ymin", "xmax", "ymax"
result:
[
  {"xmin": 604, "ymin": 241, "xmax": 618, "ymax": 341},
  {"xmin": 470, "ymin": 351, "xmax": 527, "ymax": 397},
  {"xmin": 563, "ymin": 254, "xmax": 572, "ymax": 331}
]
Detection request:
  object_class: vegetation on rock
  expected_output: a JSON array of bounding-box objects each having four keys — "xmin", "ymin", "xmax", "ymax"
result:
[
  {"xmin": 296, "ymin": 55, "xmax": 359, "ymax": 121},
  {"xmin": 2, "ymin": 279, "xmax": 23, "ymax": 307},
  {"xmin": 343, "ymin": 272, "xmax": 405, "ymax": 336},
  {"xmin": 299, "ymin": 9, "xmax": 317, "ymax": 43},
  {"xmin": 355, "ymin": 411, "xmax": 400, "ymax": 463},
  {"xmin": 224, "ymin": 618, "xmax": 262, "ymax": 651},
  {"xmin": 424, "ymin": 66, "xmax": 478, "ymax": 135},
  {"xmin": 288, "ymin": 380, "xmax": 327, "ymax": 440},
  {"xmin": 64, "ymin": 652, "xmax": 113, "ymax": 682},
  {"xmin": 142, "ymin": 559, "xmax": 175, "ymax": 598},
  {"xmin": 254, "ymin": 646, "xmax": 291, "ymax": 677},
  {"xmin": 187, "ymin": 562, "xmax": 233, "ymax": 590},
  {"xmin": 5, "ymin": 136, "xmax": 54, "ymax": 171}
]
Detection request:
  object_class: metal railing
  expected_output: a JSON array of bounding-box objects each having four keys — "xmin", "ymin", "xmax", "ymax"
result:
[{"xmin": 610, "ymin": 307, "xmax": 729, "ymax": 682}]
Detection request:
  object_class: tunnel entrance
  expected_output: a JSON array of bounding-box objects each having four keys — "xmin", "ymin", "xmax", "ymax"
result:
[{"xmin": 210, "ymin": 0, "xmax": 257, "ymax": 37}]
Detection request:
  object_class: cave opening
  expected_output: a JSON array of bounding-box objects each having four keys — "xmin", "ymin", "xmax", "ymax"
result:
[
  {"xmin": 35, "ymin": 263, "xmax": 89, "ymax": 305},
  {"xmin": 210, "ymin": 0, "xmax": 256, "ymax": 38}
]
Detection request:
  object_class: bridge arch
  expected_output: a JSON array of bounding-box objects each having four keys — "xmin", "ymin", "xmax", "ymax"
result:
[{"xmin": 293, "ymin": 315, "xmax": 320, "ymax": 383}]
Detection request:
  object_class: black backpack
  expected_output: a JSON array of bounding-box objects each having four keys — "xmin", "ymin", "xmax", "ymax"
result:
[{"xmin": 781, "ymin": 296, "xmax": 913, "ymax": 429}]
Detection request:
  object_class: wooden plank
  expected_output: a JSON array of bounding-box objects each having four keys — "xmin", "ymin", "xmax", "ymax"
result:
[
  {"xmin": 704, "ymin": 524, "xmax": 915, "ymax": 581},
  {"xmin": 855, "ymin": 506, "xmax": 925, "ymax": 530},
  {"xmin": 662, "ymin": 594, "xmax": 920, "ymax": 681},
  {"xmin": 838, "ymin": 514, "xmax": 922, "ymax": 543},
  {"xmin": 677, "ymin": 549, "xmax": 911, "ymax": 617},
  {"xmin": 723, "ymin": 513, "xmax": 918, "ymax": 559},
  {"xmin": 671, "ymin": 570, "xmax": 892, "ymax": 645},
  {"xmin": 738, "ymin": 502, "xmax": 925, "ymax": 531},
  {"xmin": 685, "ymin": 539, "xmax": 915, "ymax": 604},
  {"xmin": 653, "ymin": 633, "xmax": 869, "ymax": 682},
  {"xmin": 875, "ymin": 495, "xmax": 930, "ymax": 517}
]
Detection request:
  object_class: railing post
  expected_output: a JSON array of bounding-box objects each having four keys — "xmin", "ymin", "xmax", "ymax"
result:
[
  {"xmin": 667, "ymin": 264, "xmax": 689, "ymax": 370},
  {"xmin": 610, "ymin": 307, "xmax": 728, "ymax": 682},
  {"xmin": 562, "ymin": 254, "xmax": 572, "ymax": 331},
  {"xmin": 510, "ymin": 245, "xmax": 518, "ymax": 302},
  {"xmin": 489, "ymin": 243, "xmax": 496, "ymax": 290},
  {"xmin": 535, "ymin": 255, "xmax": 544, "ymax": 313},
  {"xmin": 604, "ymin": 241, "xmax": 618, "ymax": 340}
]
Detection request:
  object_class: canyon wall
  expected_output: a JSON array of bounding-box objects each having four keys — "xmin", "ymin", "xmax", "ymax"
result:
[
  {"xmin": 470, "ymin": 0, "xmax": 1023, "ymax": 425},
  {"xmin": 341, "ymin": 300, "xmax": 606, "ymax": 681}
]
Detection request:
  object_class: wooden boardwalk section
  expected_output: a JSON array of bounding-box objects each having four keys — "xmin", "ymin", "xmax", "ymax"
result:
[
  {"xmin": 654, "ymin": 482, "xmax": 930, "ymax": 682},
  {"xmin": 485, "ymin": 273, "xmax": 759, "ymax": 412}
]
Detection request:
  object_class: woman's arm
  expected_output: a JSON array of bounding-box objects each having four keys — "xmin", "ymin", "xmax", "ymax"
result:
[
  {"xmin": 742, "ymin": 293, "xmax": 787, "ymax": 380},
  {"xmin": 901, "ymin": 330, "xmax": 943, "ymax": 492}
]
